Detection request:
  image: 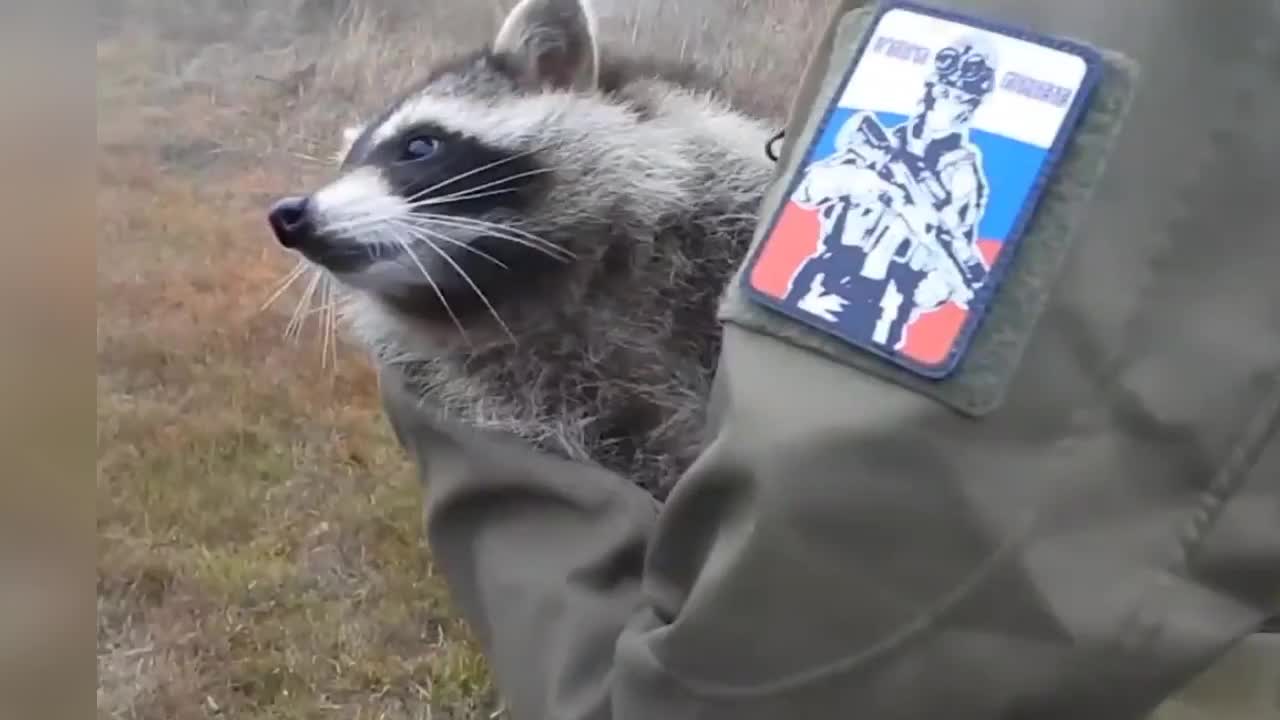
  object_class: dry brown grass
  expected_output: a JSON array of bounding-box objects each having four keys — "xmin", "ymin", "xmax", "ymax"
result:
[{"xmin": 96, "ymin": 1, "xmax": 825, "ymax": 717}]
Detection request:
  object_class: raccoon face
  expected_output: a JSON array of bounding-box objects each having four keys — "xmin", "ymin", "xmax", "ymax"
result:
[{"xmin": 267, "ymin": 0, "xmax": 610, "ymax": 334}]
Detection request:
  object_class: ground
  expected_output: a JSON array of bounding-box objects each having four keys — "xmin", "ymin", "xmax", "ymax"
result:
[{"xmin": 95, "ymin": 1, "xmax": 820, "ymax": 718}]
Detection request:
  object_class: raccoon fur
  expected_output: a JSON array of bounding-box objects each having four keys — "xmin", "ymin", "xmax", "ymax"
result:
[{"xmin": 266, "ymin": 0, "xmax": 778, "ymax": 499}]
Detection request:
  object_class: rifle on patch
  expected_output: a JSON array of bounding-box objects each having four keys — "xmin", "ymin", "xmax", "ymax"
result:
[{"xmin": 841, "ymin": 114, "xmax": 989, "ymax": 291}]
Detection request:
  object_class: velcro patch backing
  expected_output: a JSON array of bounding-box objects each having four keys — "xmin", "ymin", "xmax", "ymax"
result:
[{"xmin": 721, "ymin": 0, "xmax": 1138, "ymax": 416}]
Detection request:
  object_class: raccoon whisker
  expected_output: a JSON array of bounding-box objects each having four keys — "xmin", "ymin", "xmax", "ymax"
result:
[
  {"xmin": 424, "ymin": 218, "xmax": 573, "ymax": 263},
  {"xmin": 318, "ymin": 201, "xmax": 471, "ymax": 237},
  {"xmin": 409, "ymin": 167, "xmax": 557, "ymax": 206},
  {"xmin": 401, "ymin": 145, "xmax": 548, "ymax": 205},
  {"xmin": 329, "ymin": 285, "xmax": 343, "ymax": 369},
  {"xmin": 319, "ymin": 211, "xmax": 439, "ymax": 241},
  {"xmin": 286, "ymin": 268, "xmax": 324, "ymax": 342},
  {"xmin": 409, "ymin": 213, "xmax": 575, "ymax": 262},
  {"xmin": 284, "ymin": 269, "xmax": 317, "ymax": 339},
  {"xmin": 299, "ymin": 270, "xmax": 326, "ymax": 343},
  {"xmin": 321, "ymin": 276, "xmax": 338, "ymax": 371},
  {"xmin": 391, "ymin": 235, "xmax": 471, "ymax": 347},
  {"xmin": 406, "ymin": 186, "xmax": 523, "ymax": 206},
  {"xmin": 259, "ymin": 258, "xmax": 310, "ymax": 313},
  {"xmin": 314, "ymin": 186, "xmax": 484, "ymax": 236},
  {"xmin": 390, "ymin": 219, "xmax": 511, "ymax": 270},
  {"xmin": 410, "ymin": 224, "xmax": 518, "ymax": 346},
  {"xmin": 317, "ymin": 173, "xmax": 545, "ymax": 239},
  {"xmin": 288, "ymin": 151, "xmax": 328, "ymax": 166},
  {"xmin": 409, "ymin": 216, "xmax": 572, "ymax": 264},
  {"xmin": 313, "ymin": 192, "xmax": 444, "ymax": 236},
  {"xmin": 303, "ymin": 300, "xmax": 339, "ymax": 317},
  {"xmin": 318, "ymin": 193, "xmax": 430, "ymax": 235},
  {"xmin": 329, "ymin": 286, "xmax": 341, "ymax": 370},
  {"xmin": 319, "ymin": 275, "xmax": 330, "ymax": 367},
  {"xmin": 321, "ymin": 214, "xmax": 399, "ymax": 236}
]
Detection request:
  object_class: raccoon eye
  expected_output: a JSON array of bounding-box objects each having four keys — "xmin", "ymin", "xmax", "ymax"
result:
[{"xmin": 399, "ymin": 136, "xmax": 441, "ymax": 163}]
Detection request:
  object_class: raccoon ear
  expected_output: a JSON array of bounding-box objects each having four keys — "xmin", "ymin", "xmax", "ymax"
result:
[
  {"xmin": 493, "ymin": 0, "xmax": 599, "ymax": 92},
  {"xmin": 332, "ymin": 123, "xmax": 366, "ymax": 165},
  {"xmin": 343, "ymin": 124, "xmax": 364, "ymax": 147}
]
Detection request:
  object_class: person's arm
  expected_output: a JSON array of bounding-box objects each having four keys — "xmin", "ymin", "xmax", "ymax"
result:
[
  {"xmin": 381, "ymin": 2, "xmax": 1280, "ymax": 719},
  {"xmin": 935, "ymin": 155, "xmax": 988, "ymax": 274}
]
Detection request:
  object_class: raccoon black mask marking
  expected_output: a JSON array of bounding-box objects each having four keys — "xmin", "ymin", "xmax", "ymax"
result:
[
  {"xmin": 269, "ymin": 82, "xmax": 560, "ymax": 325},
  {"xmin": 266, "ymin": 0, "xmax": 777, "ymax": 499}
]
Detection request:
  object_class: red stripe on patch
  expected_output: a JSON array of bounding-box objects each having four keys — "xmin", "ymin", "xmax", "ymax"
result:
[
  {"xmin": 899, "ymin": 239, "xmax": 1003, "ymax": 366},
  {"xmin": 749, "ymin": 203, "xmax": 1007, "ymax": 368},
  {"xmin": 749, "ymin": 203, "xmax": 821, "ymax": 299}
]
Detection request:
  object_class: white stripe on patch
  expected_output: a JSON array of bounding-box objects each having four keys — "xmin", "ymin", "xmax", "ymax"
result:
[
  {"xmin": 839, "ymin": 7, "xmax": 1088, "ymax": 149},
  {"xmin": 311, "ymin": 166, "xmax": 409, "ymax": 244}
]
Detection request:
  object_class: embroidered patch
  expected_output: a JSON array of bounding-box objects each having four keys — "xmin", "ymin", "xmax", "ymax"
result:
[{"xmin": 741, "ymin": 1, "xmax": 1102, "ymax": 379}]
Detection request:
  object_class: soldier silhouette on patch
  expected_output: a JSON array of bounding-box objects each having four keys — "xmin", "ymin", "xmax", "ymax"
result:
[{"xmin": 783, "ymin": 37, "xmax": 998, "ymax": 354}]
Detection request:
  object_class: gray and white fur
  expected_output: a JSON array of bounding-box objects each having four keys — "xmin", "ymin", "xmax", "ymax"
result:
[{"xmin": 266, "ymin": 0, "xmax": 777, "ymax": 499}]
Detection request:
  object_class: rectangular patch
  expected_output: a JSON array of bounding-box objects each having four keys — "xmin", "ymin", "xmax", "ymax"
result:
[{"xmin": 740, "ymin": 0, "xmax": 1103, "ymax": 379}]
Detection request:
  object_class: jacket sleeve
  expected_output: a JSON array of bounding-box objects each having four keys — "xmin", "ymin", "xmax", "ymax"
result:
[
  {"xmin": 380, "ymin": 2, "xmax": 1280, "ymax": 719},
  {"xmin": 378, "ymin": 380, "xmax": 662, "ymax": 720}
]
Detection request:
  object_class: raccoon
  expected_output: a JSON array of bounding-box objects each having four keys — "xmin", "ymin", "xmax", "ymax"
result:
[{"xmin": 266, "ymin": 0, "xmax": 778, "ymax": 499}]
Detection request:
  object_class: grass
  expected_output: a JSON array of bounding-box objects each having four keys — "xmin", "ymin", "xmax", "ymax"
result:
[{"xmin": 96, "ymin": 1, "xmax": 824, "ymax": 717}]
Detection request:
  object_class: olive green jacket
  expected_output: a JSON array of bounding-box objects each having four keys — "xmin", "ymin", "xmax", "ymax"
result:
[{"xmin": 379, "ymin": 1, "xmax": 1280, "ymax": 718}]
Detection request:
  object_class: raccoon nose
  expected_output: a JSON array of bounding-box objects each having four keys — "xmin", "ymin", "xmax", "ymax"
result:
[{"xmin": 268, "ymin": 196, "xmax": 316, "ymax": 250}]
